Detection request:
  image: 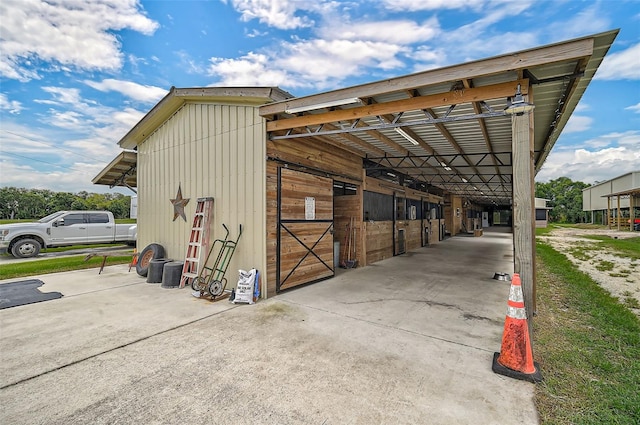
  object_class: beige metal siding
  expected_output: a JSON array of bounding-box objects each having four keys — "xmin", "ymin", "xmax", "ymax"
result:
[
  {"xmin": 137, "ymin": 103, "xmax": 266, "ymax": 293},
  {"xmin": 582, "ymin": 172, "xmax": 640, "ymax": 211}
]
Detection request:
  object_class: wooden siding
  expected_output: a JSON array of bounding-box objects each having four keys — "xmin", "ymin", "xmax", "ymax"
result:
[
  {"xmin": 137, "ymin": 103, "xmax": 267, "ymax": 294},
  {"xmin": 334, "ymin": 188, "xmax": 362, "ymax": 268},
  {"xmin": 404, "ymin": 220, "xmax": 422, "ymax": 251},
  {"xmin": 444, "ymin": 195, "xmax": 463, "ymax": 236},
  {"xmin": 277, "ymin": 168, "xmax": 334, "ymax": 292},
  {"xmin": 265, "ymin": 138, "xmax": 362, "ymax": 297},
  {"xmin": 362, "ymin": 175, "xmax": 443, "ymax": 263},
  {"xmin": 267, "ymin": 138, "xmax": 363, "ymax": 181},
  {"xmin": 365, "ymin": 221, "xmax": 394, "ymax": 263}
]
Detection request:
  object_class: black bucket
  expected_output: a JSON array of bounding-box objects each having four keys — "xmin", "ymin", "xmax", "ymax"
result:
[
  {"xmin": 161, "ymin": 261, "xmax": 183, "ymax": 288},
  {"xmin": 147, "ymin": 259, "xmax": 171, "ymax": 283}
]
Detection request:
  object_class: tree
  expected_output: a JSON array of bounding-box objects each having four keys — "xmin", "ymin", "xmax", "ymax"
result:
[
  {"xmin": 535, "ymin": 177, "xmax": 590, "ymax": 223},
  {"xmin": 0, "ymin": 187, "xmax": 132, "ymax": 220}
]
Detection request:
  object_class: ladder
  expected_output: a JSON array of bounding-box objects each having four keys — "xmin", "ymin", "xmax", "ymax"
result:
[{"xmin": 179, "ymin": 197, "xmax": 214, "ymax": 288}]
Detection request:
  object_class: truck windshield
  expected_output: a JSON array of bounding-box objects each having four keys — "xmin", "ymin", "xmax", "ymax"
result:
[{"xmin": 38, "ymin": 212, "xmax": 66, "ymax": 223}]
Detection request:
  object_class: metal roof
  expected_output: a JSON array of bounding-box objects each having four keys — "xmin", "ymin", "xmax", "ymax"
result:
[
  {"xmin": 91, "ymin": 150, "xmax": 137, "ymax": 192},
  {"xmin": 260, "ymin": 30, "xmax": 619, "ymax": 207},
  {"xmin": 94, "ymin": 30, "xmax": 619, "ymax": 205}
]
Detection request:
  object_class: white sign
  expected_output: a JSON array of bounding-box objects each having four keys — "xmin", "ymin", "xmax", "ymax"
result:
[{"xmin": 305, "ymin": 197, "xmax": 315, "ymax": 220}]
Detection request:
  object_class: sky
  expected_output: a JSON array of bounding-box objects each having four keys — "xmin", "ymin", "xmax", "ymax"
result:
[{"xmin": 0, "ymin": 0, "xmax": 639, "ymax": 195}]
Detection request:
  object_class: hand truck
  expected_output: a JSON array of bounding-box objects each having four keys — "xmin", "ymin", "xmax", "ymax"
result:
[{"xmin": 191, "ymin": 224, "xmax": 242, "ymax": 299}]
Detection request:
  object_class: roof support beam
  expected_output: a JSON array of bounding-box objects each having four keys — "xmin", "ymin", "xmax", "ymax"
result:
[
  {"xmin": 511, "ymin": 110, "xmax": 536, "ymax": 339},
  {"xmin": 267, "ymin": 80, "xmax": 528, "ymax": 132},
  {"xmin": 260, "ymin": 37, "xmax": 593, "ymax": 116}
]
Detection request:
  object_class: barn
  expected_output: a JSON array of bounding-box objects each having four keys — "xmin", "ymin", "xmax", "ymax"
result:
[{"xmin": 94, "ymin": 30, "xmax": 618, "ymax": 316}]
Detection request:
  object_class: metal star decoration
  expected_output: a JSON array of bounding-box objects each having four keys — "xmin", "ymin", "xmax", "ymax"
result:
[{"xmin": 170, "ymin": 184, "xmax": 190, "ymax": 222}]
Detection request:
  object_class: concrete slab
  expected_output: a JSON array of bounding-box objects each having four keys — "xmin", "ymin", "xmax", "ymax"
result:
[{"xmin": 0, "ymin": 228, "xmax": 538, "ymax": 425}]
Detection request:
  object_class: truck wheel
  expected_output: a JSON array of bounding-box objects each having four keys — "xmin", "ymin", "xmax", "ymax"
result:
[
  {"xmin": 11, "ymin": 238, "xmax": 42, "ymax": 258},
  {"xmin": 136, "ymin": 243, "xmax": 165, "ymax": 277}
]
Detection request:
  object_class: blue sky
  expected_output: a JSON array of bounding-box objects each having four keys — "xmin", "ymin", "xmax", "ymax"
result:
[{"xmin": 1, "ymin": 0, "xmax": 638, "ymax": 195}]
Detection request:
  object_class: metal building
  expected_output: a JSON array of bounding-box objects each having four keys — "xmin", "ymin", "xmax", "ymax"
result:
[
  {"xmin": 94, "ymin": 30, "xmax": 619, "ymax": 321},
  {"xmin": 582, "ymin": 171, "xmax": 640, "ymax": 230}
]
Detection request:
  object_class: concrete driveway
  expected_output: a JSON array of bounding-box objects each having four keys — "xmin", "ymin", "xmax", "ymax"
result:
[{"xmin": 0, "ymin": 229, "xmax": 538, "ymax": 425}]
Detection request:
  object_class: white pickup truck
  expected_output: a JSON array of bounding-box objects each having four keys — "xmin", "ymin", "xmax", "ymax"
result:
[{"xmin": 0, "ymin": 211, "xmax": 137, "ymax": 258}]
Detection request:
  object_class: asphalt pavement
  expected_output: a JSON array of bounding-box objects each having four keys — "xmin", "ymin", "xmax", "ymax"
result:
[{"xmin": 0, "ymin": 245, "xmax": 132, "ymax": 265}]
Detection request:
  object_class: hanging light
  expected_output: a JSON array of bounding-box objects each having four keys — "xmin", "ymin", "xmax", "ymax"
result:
[{"xmin": 504, "ymin": 84, "xmax": 535, "ymax": 116}]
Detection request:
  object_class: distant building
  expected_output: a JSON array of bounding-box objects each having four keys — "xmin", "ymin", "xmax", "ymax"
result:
[
  {"xmin": 582, "ymin": 171, "xmax": 640, "ymax": 231},
  {"xmin": 535, "ymin": 198, "xmax": 551, "ymax": 228}
]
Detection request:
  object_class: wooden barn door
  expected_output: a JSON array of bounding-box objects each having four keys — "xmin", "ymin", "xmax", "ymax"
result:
[{"xmin": 277, "ymin": 168, "xmax": 334, "ymax": 292}]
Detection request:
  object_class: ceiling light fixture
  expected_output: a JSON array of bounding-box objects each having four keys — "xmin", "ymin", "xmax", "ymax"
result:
[
  {"xmin": 285, "ymin": 97, "xmax": 362, "ymax": 114},
  {"xmin": 504, "ymin": 84, "xmax": 535, "ymax": 116},
  {"xmin": 440, "ymin": 162, "xmax": 452, "ymax": 171},
  {"xmin": 395, "ymin": 127, "xmax": 420, "ymax": 146}
]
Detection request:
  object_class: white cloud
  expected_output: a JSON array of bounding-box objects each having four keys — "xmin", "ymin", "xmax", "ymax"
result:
[
  {"xmin": 38, "ymin": 87, "xmax": 87, "ymax": 107},
  {"xmin": 319, "ymin": 18, "xmax": 440, "ymax": 44},
  {"xmin": 0, "ymin": 120, "xmax": 130, "ymax": 193},
  {"xmin": 0, "ymin": 94, "xmax": 23, "ymax": 114},
  {"xmin": 543, "ymin": 3, "xmax": 610, "ymax": 41},
  {"xmin": 0, "ymin": 157, "xmax": 128, "ymax": 194},
  {"xmin": 246, "ymin": 28, "xmax": 269, "ymax": 38},
  {"xmin": 381, "ymin": 0, "xmax": 485, "ymax": 11},
  {"xmin": 537, "ymin": 131, "xmax": 640, "ymax": 184},
  {"xmin": 209, "ymin": 39, "xmax": 407, "ymax": 89},
  {"xmin": 209, "ymin": 52, "xmax": 292, "ymax": 87},
  {"xmin": 83, "ymin": 79, "xmax": 168, "ymax": 104},
  {"xmin": 625, "ymin": 103, "xmax": 640, "ymax": 113},
  {"xmin": 597, "ymin": 43, "xmax": 640, "ymax": 80},
  {"xmin": 227, "ymin": 0, "xmax": 315, "ymax": 29},
  {"xmin": 563, "ymin": 115, "xmax": 593, "ymax": 133},
  {"xmin": 0, "ymin": 0, "xmax": 159, "ymax": 81}
]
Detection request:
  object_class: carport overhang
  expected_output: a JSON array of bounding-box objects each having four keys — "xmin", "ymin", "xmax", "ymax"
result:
[
  {"xmin": 91, "ymin": 150, "xmax": 138, "ymax": 193},
  {"xmin": 259, "ymin": 30, "xmax": 618, "ymax": 208},
  {"xmin": 259, "ymin": 29, "xmax": 619, "ymax": 324}
]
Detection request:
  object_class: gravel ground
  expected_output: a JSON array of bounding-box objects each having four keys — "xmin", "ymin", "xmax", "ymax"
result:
[{"xmin": 538, "ymin": 227, "xmax": 640, "ymax": 317}]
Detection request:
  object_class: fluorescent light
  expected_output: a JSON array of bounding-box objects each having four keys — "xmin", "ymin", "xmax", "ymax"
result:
[
  {"xmin": 386, "ymin": 172, "xmax": 396, "ymax": 177},
  {"xmin": 440, "ymin": 162, "xmax": 452, "ymax": 171},
  {"xmin": 461, "ymin": 177, "xmax": 468, "ymax": 183},
  {"xmin": 394, "ymin": 127, "xmax": 420, "ymax": 146},
  {"xmin": 285, "ymin": 97, "xmax": 362, "ymax": 114}
]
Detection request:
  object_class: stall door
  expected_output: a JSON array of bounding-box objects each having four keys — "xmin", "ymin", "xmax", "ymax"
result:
[{"xmin": 277, "ymin": 168, "xmax": 334, "ymax": 292}]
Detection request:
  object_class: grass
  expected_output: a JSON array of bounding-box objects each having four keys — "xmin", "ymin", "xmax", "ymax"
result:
[
  {"xmin": 0, "ymin": 254, "xmax": 133, "ymax": 280},
  {"xmin": 622, "ymin": 292, "xmax": 640, "ymax": 310},
  {"xmin": 533, "ymin": 241, "xmax": 640, "ymax": 424},
  {"xmin": 582, "ymin": 236, "xmax": 640, "ymax": 261},
  {"xmin": 595, "ymin": 260, "xmax": 615, "ymax": 272}
]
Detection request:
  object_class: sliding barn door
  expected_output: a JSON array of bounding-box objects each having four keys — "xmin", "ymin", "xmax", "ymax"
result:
[{"xmin": 277, "ymin": 168, "xmax": 334, "ymax": 292}]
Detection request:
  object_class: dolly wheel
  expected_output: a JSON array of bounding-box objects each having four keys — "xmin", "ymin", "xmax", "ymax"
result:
[{"xmin": 208, "ymin": 280, "xmax": 224, "ymax": 297}]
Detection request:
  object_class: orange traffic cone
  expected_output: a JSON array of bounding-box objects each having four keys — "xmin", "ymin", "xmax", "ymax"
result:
[
  {"xmin": 129, "ymin": 249, "xmax": 138, "ymax": 272},
  {"xmin": 492, "ymin": 273, "xmax": 542, "ymax": 382}
]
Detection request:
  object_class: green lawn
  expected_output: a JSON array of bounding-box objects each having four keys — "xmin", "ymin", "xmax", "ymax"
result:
[
  {"xmin": 0, "ymin": 254, "xmax": 133, "ymax": 280},
  {"xmin": 534, "ymin": 241, "xmax": 640, "ymax": 424}
]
